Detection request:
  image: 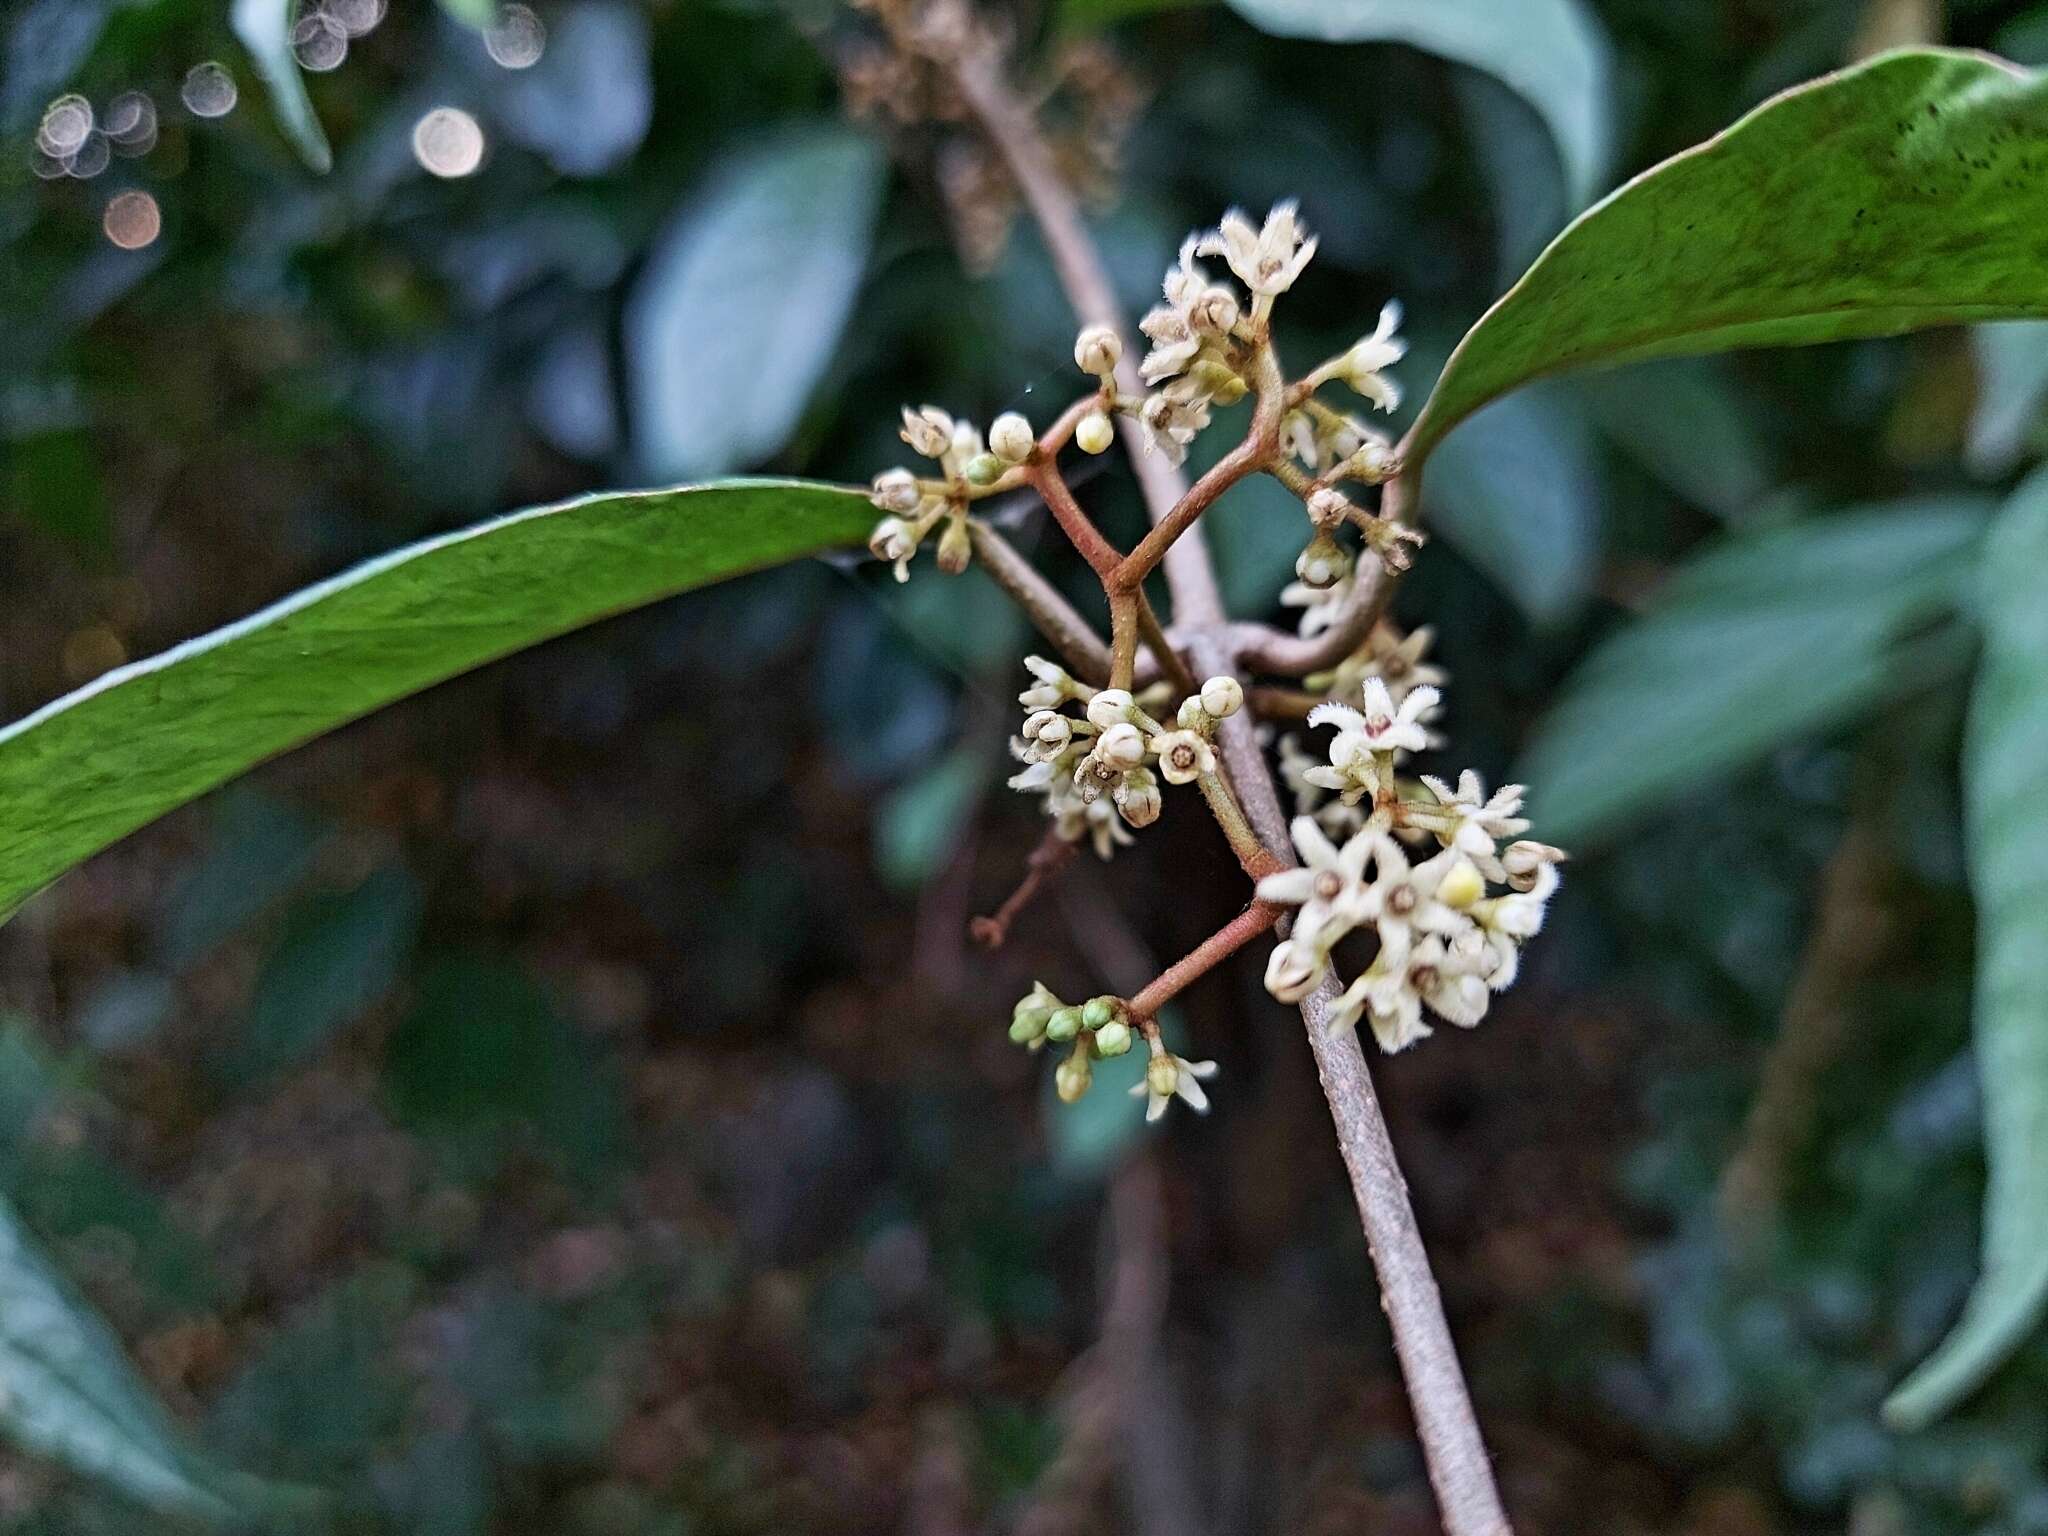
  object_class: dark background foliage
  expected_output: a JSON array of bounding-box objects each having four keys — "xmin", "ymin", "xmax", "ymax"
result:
[{"xmin": 2, "ymin": 0, "xmax": 2047, "ymax": 1530}]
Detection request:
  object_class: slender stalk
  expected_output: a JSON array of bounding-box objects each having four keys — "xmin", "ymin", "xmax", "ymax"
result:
[
  {"xmin": 943, "ymin": 31, "xmax": 1511, "ymax": 1536},
  {"xmin": 1109, "ymin": 589, "xmax": 1141, "ymax": 689},
  {"xmin": 971, "ymin": 827, "xmax": 1079, "ymax": 949},
  {"xmin": 967, "ymin": 521, "xmax": 1113, "ymax": 685},
  {"xmin": 1029, "ymin": 459, "xmax": 1123, "ymax": 578},
  {"xmin": 1127, "ymin": 903, "xmax": 1281, "ymax": 1019},
  {"xmin": 1196, "ymin": 771, "xmax": 1283, "ymax": 879}
]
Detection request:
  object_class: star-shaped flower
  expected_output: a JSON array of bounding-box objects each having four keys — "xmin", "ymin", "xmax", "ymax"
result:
[
  {"xmin": 1198, "ymin": 203, "xmax": 1317, "ymax": 298},
  {"xmin": 1131, "ymin": 1051, "xmax": 1219, "ymax": 1121}
]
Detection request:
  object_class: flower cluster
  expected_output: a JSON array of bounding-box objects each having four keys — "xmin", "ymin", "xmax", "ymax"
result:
[
  {"xmin": 1007, "ymin": 658, "xmax": 1243, "ymax": 858},
  {"xmin": 1008, "ymin": 983, "xmax": 1217, "ymax": 1121},
  {"xmin": 867, "ymin": 404, "xmax": 1041, "ymax": 582}
]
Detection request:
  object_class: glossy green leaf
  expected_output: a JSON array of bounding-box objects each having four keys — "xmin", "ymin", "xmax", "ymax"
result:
[
  {"xmin": 1221, "ymin": 0, "xmax": 1613, "ymax": 205},
  {"xmin": 230, "ymin": 0, "xmax": 332, "ymax": 173},
  {"xmin": 0, "ymin": 480, "xmax": 874, "ymax": 922},
  {"xmin": 1886, "ymin": 468, "xmax": 2048, "ymax": 1429},
  {"xmin": 1968, "ymin": 321, "xmax": 2048, "ymax": 472},
  {"xmin": 628, "ymin": 129, "xmax": 886, "ymax": 479},
  {"xmin": 1517, "ymin": 501, "xmax": 1988, "ymax": 845},
  {"xmin": 1410, "ymin": 50, "xmax": 2048, "ymax": 468},
  {"xmin": 0, "ymin": 1195, "xmax": 240, "ymax": 1517}
]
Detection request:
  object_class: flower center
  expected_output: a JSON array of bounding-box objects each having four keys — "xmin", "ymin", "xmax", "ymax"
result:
[
  {"xmin": 1388, "ymin": 886, "xmax": 1416, "ymax": 914},
  {"xmin": 1365, "ymin": 714, "xmax": 1391, "ymax": 735},
  {"xmin": 1313, "ymin": 871, "xmax": 1343, "ymax": 900},
  {"xmin": 1409, "ymin": 964, "xmax": 1438, "ymax": 991}
]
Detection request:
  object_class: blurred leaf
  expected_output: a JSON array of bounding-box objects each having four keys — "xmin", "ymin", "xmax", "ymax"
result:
[
  {"xmin": 0, "ymin": 480, "xmax": 875, "ymax": 922},
  {"xmin": 1221, "ymin": 0, "xmax": 1613, "ymax": 205},
  {"xmin": 1410, "ymin": 51, "xmax": 2048, "ymax": 468},
  {"xmin": 494, "ymin": 0, "xmax": 650, "ymax": 176},
  {"xmin": 230, "ymin": 0, "xmax": 332, "ymax": 173},
  {"xmin": 438, "ymin": 0, "xmax": 494, "ymax": 27},
  {"xmin": 153, "ymin": 790, "xmax": 327, "ymax": 972},
  {"xmin": 4, "ymin": 430, "xmax": 111, "ymax": 554},
  {"xmin": 1424, "ymin": 382, "xmax": 1600, "ymax": 624},
  {"xmin": 1578, "ymin": 359, "xmax": 1777, "ymax": 521},
  {"xmin": 229, "ymin": 864, "xmax": 422, "ymax": 1080},
  {"xmin": 1518, "ymin": 500, "xmax": 1989, "ymax": 844},
  {"xmin": 874, "ymin": 747, "xmax": 984, "ymax": 891},
  {"xmin": 628, "ymin": 128, "xmax": 886, "ymax": 479},
  {"xmin": 1058, "ymin": 0, "xmax": 1204, "ymax": 25},
  {"xmin": 0, "ymin": 1195, "xmax": 243, "ymax": 1520},
  {"xmin": 1, "ymin": 0, "xmax": 106, "ymax": 132},
  {"xmin": 1967, "ymin": 321, "xmax": 2048, "ymax": 474},
  {"xmin": 1456, "ymin": 72, "xmax": 1568, "ymax": 282},
  {"xmin": 1886, "ymin": 468, "xmax": 2048, "ymax": 1430},
  {"xmin": 384, "ymin": 956, "xmax": 625, "ymax": 1190}
]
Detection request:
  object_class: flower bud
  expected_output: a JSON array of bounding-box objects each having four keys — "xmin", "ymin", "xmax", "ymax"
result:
[
  {"xmin": 870, "ymin": 467, "xmax": 921, "ymax": 514},
  {"xmin": 1306, "ymin": 486, "xmax": 1351, "ymax": 529},
  {"xmin": 1263, "ymin": 938, "xmax": 1321, "ymax": 1003},
  {"xmin": 1347, "ymin": 438, "xmax": 1394, "ymax": 482},
  {"xmin": 1096, "ymin": 722, "xmax": 1147, "ymax": 772},
  {"xmin": 1074, "ymin": 324, "xmax": 1122, "ymax": 377},
  {"xmin": 1055, "ymin": 1049, "xmax": 1094, "ymax": 1103},
  {"xmin": 1115, "ymin": 767, "xmax": 1162, "ymax": 827},
  {"xmin": 1011, "ymin": 982, "xmax": 1060, "ymax": 1043},
  {"xmin": 1046, "ymin": 1006, "xmax": 1083, "ymax": 1043},
  {"xmin": 868, "ymin": 518, "xmax": 917, "ymax": 576},
  {"xmin": 1010, "ymin": 1012, "xmax": 1048, "ymax": 1045},
  {"xmin": 1145, "ymin": 1053, "xmax": 1180, "ymax": 1100},
  {"xmin": 1081, "ymin": 996, "xmax": 1119, "ymax": 1030},
  {"xmin": 989, "ymin": 412, "xmax": 1035, "ymax": 464},
  {"xmin": 936, "ymin": 518, "xmax": 972, "ymax": 574},
  {"xmin": 1085, "ymin": 689, "xmax": 1134, "ymax": 730},
  {"xmin": 1437, "ymin": 857, "xmax": 1487, "ymax": 910},
  {"xmin": 1295, "ymin": 531, "xmax": 1352, "ymax": 590},
  {"xmin": 1502, "ymin": 840, "xmax": 1567, "ymax": 891},
  {"xmin": 1176, "ymin": 697, "xmax": 1208, "ymax": 731},
  {"xmin": 951, "ymin": 420, "xmax": 984, "ymax": 461},
  {"xmin": 900, "ymin": 405, "xmax": 952, "ymax": 457},
  {"xmin": 1189, "ymin": 286, "xmax": 1239, "ymax": 335},
  {"xmin": 1075, "ymin": 410, "xmax": 1115, "ymax": 455},
  {"xmin": 1021, "ymin": 710, "xmax": 1073, "ymax": 759},
  {"xmin": 1092, "ymin": 1020, "xmax": 1133, "ymax": 1057},
  {"xmin": 963, "ymin": 452, "xmax": 1004, "ymax": 487},
  {"xmin": 1198, "ymin": 675, "xmax": 1243, "ymax": 720}
]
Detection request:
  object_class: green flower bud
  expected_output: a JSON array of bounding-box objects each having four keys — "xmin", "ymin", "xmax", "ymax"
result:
[
  {"xmin": 1045, "ymin": 1006, "xmax": 1083, "ymax": 1043},
  {"xmin": 1081, "ymin": 996, "xmax": 1119, "ymax": 1031},
  {"xmin": 1092, "ymin": 1020, "xmax": 1133, "ymax": 1057},
  {"xmin": 964, "ymin": 452, "xmax": 1004, "ymax": 486},
  {"xmin": 1055, "ymin": 1049, "xmax": 1094, "ymax": 1103},
  {"xmin": 1010, "ymin": 1012, "xmax": 1048, "ymax": 1045}
]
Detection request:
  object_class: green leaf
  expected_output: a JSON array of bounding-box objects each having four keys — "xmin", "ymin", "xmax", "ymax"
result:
[
  {"xmin": 1221, "ymin": 0, "xmax": 1614, "ymax": 206},
  {"xmin": 1423, "ymin": 383, "xmax": 1600, "ymax": 624},
  {"xmin": 0, "ymin": 1195, "xmax": 240, "ymax": 1518},
  {"xmin": 628, "ymin": 129, "xmax": 887, "ymax": 479},
  {"xmin": 438, "ymin": 0, "xmax": 495, "ymax": 28},
  {"xmin": 1517, "ymin": 500, "xmax": 1988, "ymax": 845},
  {"xmin": 1968, "ymin": 320, "xmax": 2048, "ymax": 473},
  {"xmin": 1886, "ymin": 468, "xmax": 2048, "ymax": 1430},
  {"xmin": 1410, "ymin": 50, "xmax": 2048, "ymax": 469},
  {"xmin": 230, "ymin": 0, "xmax": 332, "ymax": 173},
  {"xmin": 0, "ymin": 480, "xmax": 874, "ymax": 922},
  {"xmin": 229, "ymin": 864, "xmax": 422, "ymax": 1080},
  {"xmin": 874, "ymin": 748, "xmax": 985, "ymax": 892}
]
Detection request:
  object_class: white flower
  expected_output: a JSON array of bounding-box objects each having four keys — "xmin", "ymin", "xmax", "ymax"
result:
[
  {"xmin": 1019, "ymin": 655, "xmax": 1080, "ymax": 711},
  {"xmin": 1138, "ymin": 304, "xmax": 1201, "ymax": 386},
  {"xmin": 1343, "ymin": 301, "xmax": 1406, "ymax": 412},
  {"xmin": 1153, "ymin": 728, "xmax": 1215, "ymax": 786},
  {"xmin": 1131, "ymin": 1051, "xmax": 1218, "ymax": 1121},
  {"xmin": 1320, "ymin": 624, "xmax": 1447, "ymax": 708},
  {"xmin": 1198, "ymin": 203, "xmax": 1317, "ymax": 298},
  {"xmin": 1416, "ymin": 769, "xmax": 1529, "ymax": 874},
  {"xmin": 1018, "ymin": 709, "xmax": 1074, "ymax": 762},
  {"xmin": 1263, "ymin": 936, "xmax": 1325, "ymax": 1004},
  {"xmin": 1325, "ymin": 959, "xmax": 1432, "ymax": 1054},
  {"xmin": 868, "ymin": 516, "xmax": 920, "ymax": 582},
  {"xmin": 1281, "ymin": 569, "xmax": 1356, "ymax": 638},
  {"xmin": 1074, "ymin": 324, "xmax": 1122, "ymax": 377},
  {"xmin": 1304, "ymin": 679, "xmax": 1439, "ymax": 803},
  {"xmin": 1139, "ymin": 389, "xmax": 1210, "ymax": 465},
  {"xmin": 900, "ymin": 405, "xmax": 953, "ymax": 458},
  {"xmin": 1256, "ymin": 816, "xmax": 1374, "ymax": 957},
  {"xmin": 1189, "ymin": 285, "xmax": 1239, "ymax": 335},
  {"xmin": 1365, "ymin": 836, "xmax": 1466, "ymax": 967},
  {"xmin": 1405, "ymin": 932, "xmax": 1492, "ymax": 1028}
]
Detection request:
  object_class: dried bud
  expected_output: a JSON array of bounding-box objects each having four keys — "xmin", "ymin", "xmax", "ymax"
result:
[
  {"xmin": 1055, "ymin": 1048, "xmax": 1094, "ymax": 1102},
  {"xmin": 1086, "ymin": 689, "xmax": 1135, "ymax": 731},
  {"xmin": 1097, "ymin": 722, "xmax": 1147, "ymax": 771},
  {"xmin": 1199, "ymin": 675, "xmax": 1244, "ymax": 719},
  {"xmin": 900, "ymin": 405, "xmax": 953, "ymax": 457},
  {"xmin": 1189, "ymin": 285, "xmax": 1239, "ymax": 335},
  {"xmin": 870, "ymin": 467, "xmax": 921, "ymax": 514},
  {"xmin": 935, "ymin": 518, "xmax": 972, "ymax": 574},
  {"xmin": 1074, "ymin": 324, "xmax": 1122, "ymax": 376},
  {"xmin": 1092, "ymin": 1020, "xmax": 1133, "ymax": 1057},
  {"xmin": 1295, "ymin": 531, "xmax": 1349, "ymax": 590},
  {"xmin": 989, "ymin": 411, "xmax": 1035, "ymax": 464},
  {"xmin": 1306, "ymin": 486, "xmax": 1351, "ymax": 530},
  {"xmin": 1115, "ymin": 766, "xmax": 1162, "ymax": 827},
  {"xmin": 1364, "ymin": 516, "xmax": 1426, "ymax": 572},
  {"xmin": 1502, "ymin": 840, "xmax": 1568, "ymax": 891},
  {"xmin": 1075, "ymin": 410, "xmax": 1115, "ymax": 455}
]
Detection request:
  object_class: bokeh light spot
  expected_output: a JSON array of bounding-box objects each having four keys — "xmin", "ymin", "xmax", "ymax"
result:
[
  {"xmin": 181, "ymin": 62, "xmax": 238, "ymax": 118},
  {"xmin": 103, "ymin": 189, "xmax": 162, "ymax": 250},
  {"xmin": 412, "ymin": 108, "xmax": 485, "ymax": 178},
  {"xmin": 485, "ymin": 4, "xmax": 546, "ymax": 69}
]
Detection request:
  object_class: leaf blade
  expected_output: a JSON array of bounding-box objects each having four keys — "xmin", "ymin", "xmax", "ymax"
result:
[
  {"xmin": 1886, "ymin": 467, "xmax": 2048, "ymax": 1429},
  {"xmin": 1410, "ymin": 50, "xmax": 2048, "ymax": 467},
  {"xmin": 230, "ymin": 0, "xmax": 332, "ymax": 173},
  {"xmin": 0, "ymin": 480, "xmax": 873, "ymax": 919}
]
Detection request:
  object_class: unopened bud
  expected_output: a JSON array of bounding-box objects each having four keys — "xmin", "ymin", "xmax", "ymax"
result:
[
  {"xmin": 1081, "ymin": 996, "xmax": 1119, "ymax": 1030},
  {"xmin": 1046, "ymin": 1006, "xmax": 1083, "ymax": 1043},
  {"xmin": 870, "ymin": 467, "xmax": 921, "ymax": 514},
  {"xmin": 951, "ymin": 420, "xmax": 983, "ymax": 461},
  {"xmin": 1306, "ymin": 486, "xmax": 1351, "ymax": 529},
  {"xmin": 1075, "ymin": 410, "xmax": 1115, "ymax": 455},
  {"xmin": 1010, "ymin": 1012, "xmax": 1048, "ymax": 1045},
  {"xmin": 1022, "ymin": 710, "xmax": 1073, "ymax": 758},
  {"xmin": 1086, "ymin": 689, "xmax": 1134, "ymax": 731},
  {"xmin": 963, "ymin": 452, "xmax": 1004, "ymax": 487},
  {"xmin": 936, "ymin": 518, "xmax": 972, "ymax": 574},
  {"xmin": 868, "ymin": 517, "xmax": 916, "ymax": 565},
  {"xmin": 1055, "ymin": 1049, "xmax": 1094, "ymax": 1102},
  {"xmin": 1189, "ymin": 286, "xmax": 1239, "ymax": 335},
  {"xmin": 1295, "ymin": 531, "xmax": 1349, "ymax": 590},
  {"xmin": 990, "ymin": 411, "xmax": 1035, "ymax": 464},
  {"xmin": 1092, "ymin": 1020, "xmax": 1133, "ymax": 1057},
  {"xmin": 1438, "ymin": 857, "xmax": 1487, "ymax": 910},
  {"xmin": 1199, "ymin": 675, "xmax": 1243, "ymax": 719},
  {"xmin": 1115, "ymin": 767, "xmax": 1162, "ymax": 827},
  {"xmin": 1074, "ymin": 324, "xmax": 1122, "ymax": 377},
  {"xmin": 1097, "ymin": 722, "xmax": 1147, "ymax": 772}
]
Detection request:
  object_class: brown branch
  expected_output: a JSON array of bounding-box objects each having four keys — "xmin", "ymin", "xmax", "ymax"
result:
[
  {"xmin": 967, "ymin": 521, "xmax": 1113, "ymax": 685},
  {"xmin": 1127, "ymin": 902, "xmax": 1282, "ymax": 1019},
  {"xmin": 971, "ymin": 828, "xmax": 1079, "ymax": 948},
  {"xmin": 943, "ymin": 33, "xmax": 1511, "ymax": 1535},
  {"xmin": 1029, "ymin": 458, "xmax": 1123, "ymax": 578}
]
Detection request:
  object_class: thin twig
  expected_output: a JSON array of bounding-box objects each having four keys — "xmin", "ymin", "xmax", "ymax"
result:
[
  {"xmin": 942, "ymin": 30, "xmax": 1513, "ymax": 1536},
  {"xmin": 1128, "ymin": 902, "xmax": 1281, "ymax": 1019},
  {"xmin": 972, "ymin": 827, "xmax": 1079, "ymax": 948}
]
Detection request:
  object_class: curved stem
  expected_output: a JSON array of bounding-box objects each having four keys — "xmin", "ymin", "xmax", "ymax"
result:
[{"xmin": 1127, "ymin": 902, "xmax": 1281, "ymax": 1019}]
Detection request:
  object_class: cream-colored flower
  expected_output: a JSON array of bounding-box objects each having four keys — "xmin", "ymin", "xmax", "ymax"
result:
[
  {"xmin": 1304, "ymin": 679, "xmax": 1439, "ymax": 803},
  {"xmin": 1198, "ymin": 202, "xmax": 1317, "ymax": 297},
  {"xmin": 1263, "ymin": 935, "xmax": 1325, "ymax": 1004},
  {"xmin": 1343, "ymin": 301, "xmax": 1406, "ymax": 412},
  {"xmin": 1019, "ymin": 655, "xmax": 1082, "ymax": 711},
  {"xmin": 1365, "ymin": 836, "xmax": 1466, "ymax": 967},
  {"xmin": 1153, "ymin": 728, "xmax": 1216, "ymax": 786},
  {"xmin": 1256, "ymin": 816, "xmax": 1374, "ymax": 957},
  {"xmin": 1131, "ymin": 1051, "xmax": 1219, "ymax": 1121}
]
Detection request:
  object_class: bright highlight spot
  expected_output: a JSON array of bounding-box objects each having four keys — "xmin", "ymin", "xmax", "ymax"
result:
[
  {"xmin": 103, "ymin": 189, "xmax": 162, "ymax": 249},
  {"xmin": 412, "ymin": 108, "xmax": 485, "ymax": 179},
  {"xmin": 181, "ymin": 63, "xmax": 238, "ymax": 119},
  {"xmin": 484, "ymin": 4, "xmax": 546, "ymax": 68}
]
